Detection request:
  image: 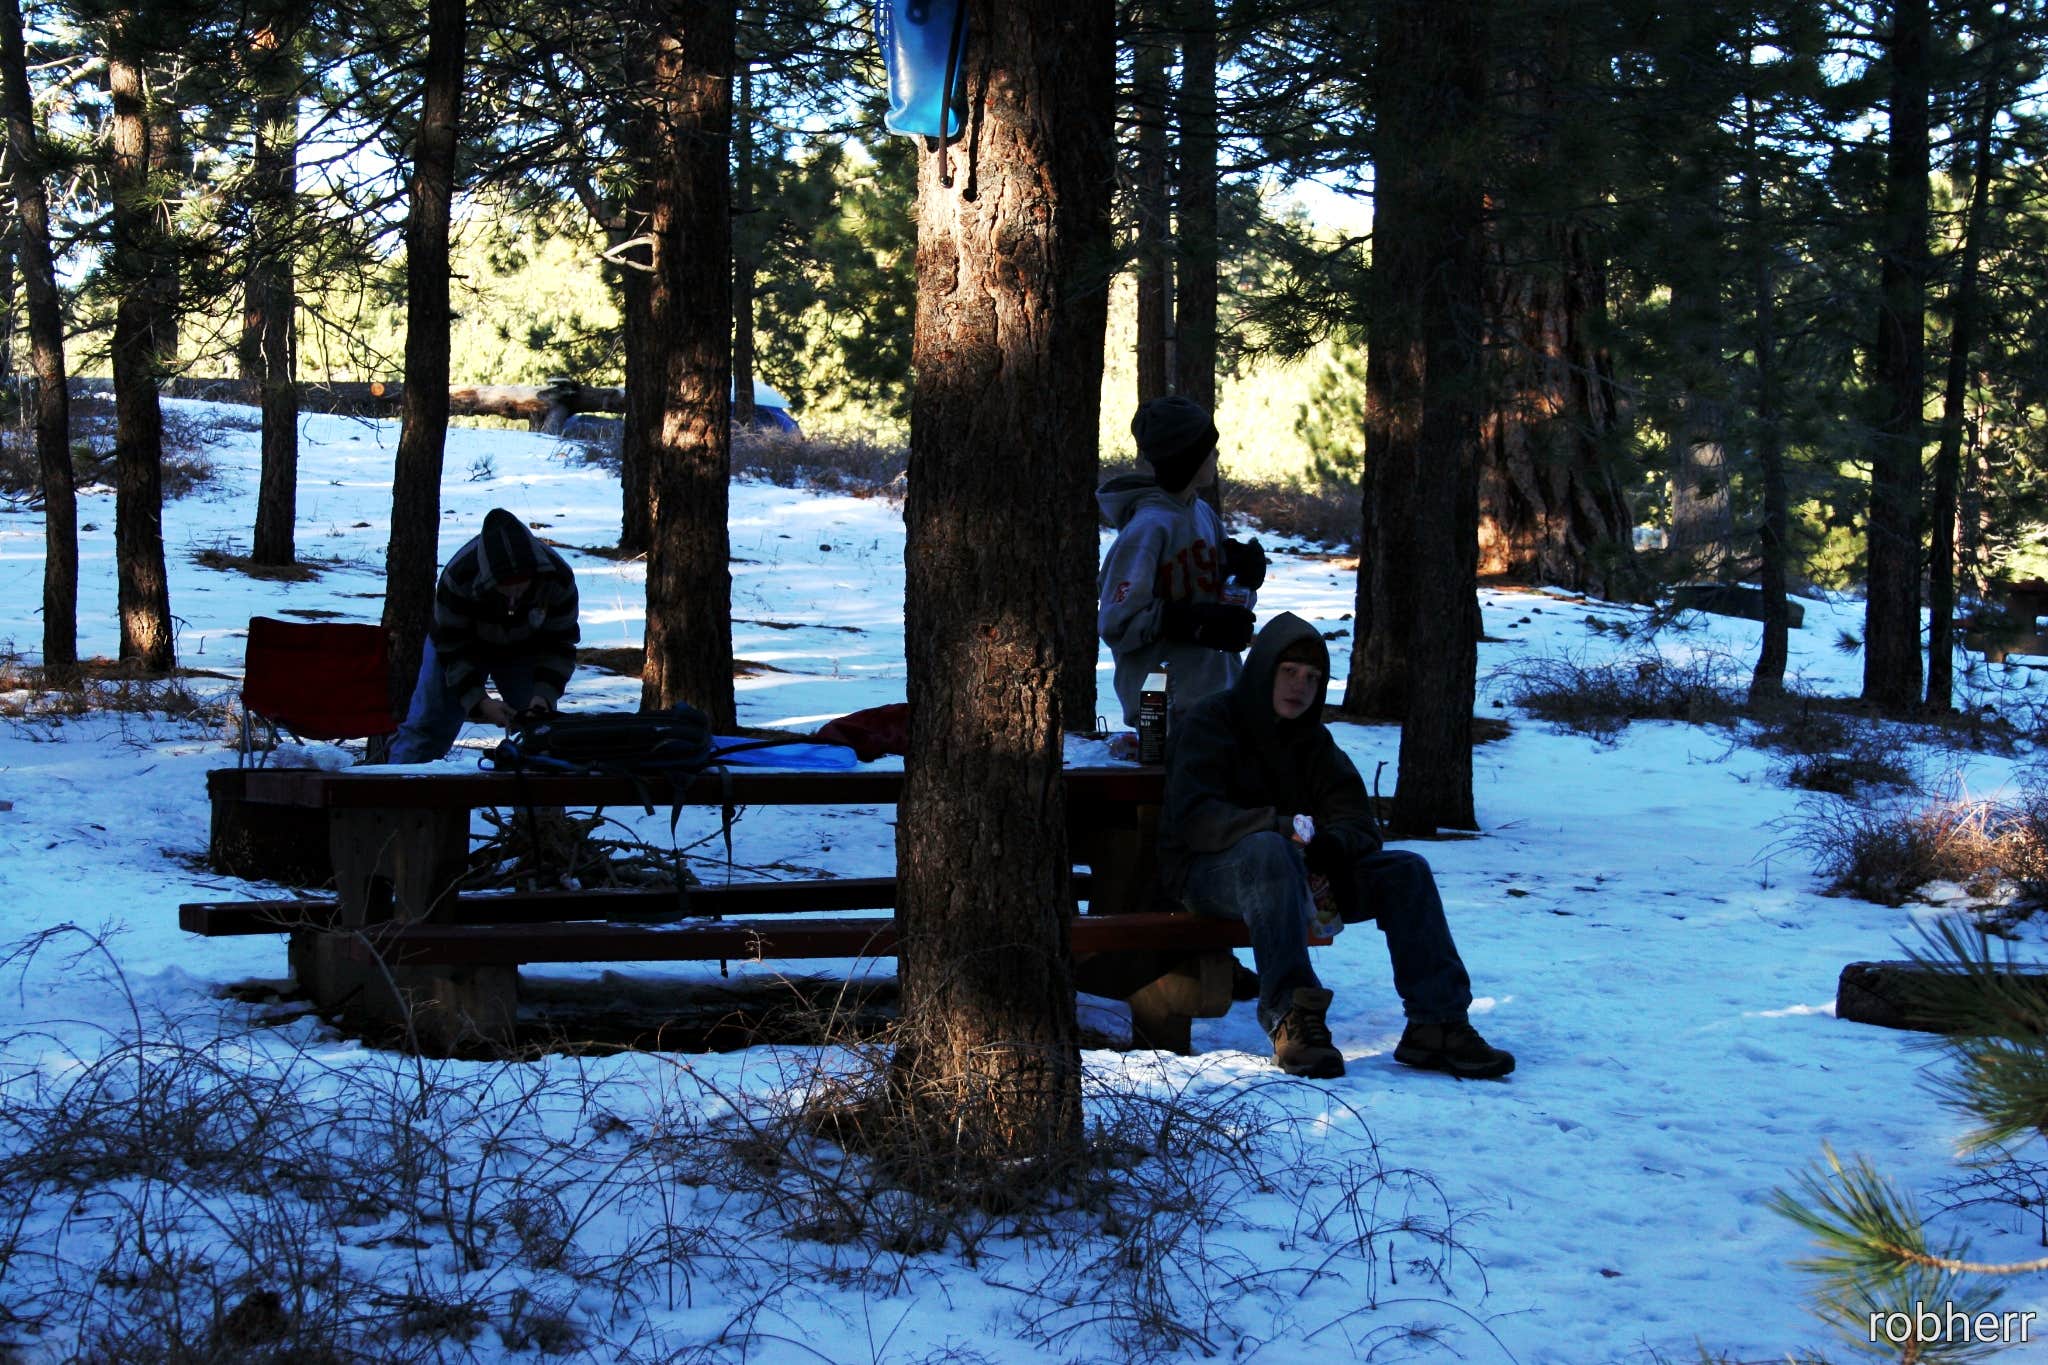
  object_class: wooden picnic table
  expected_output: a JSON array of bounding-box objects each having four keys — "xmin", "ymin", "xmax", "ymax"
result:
[{"xmin": 193, "ymin": 762, "xmax": 1248, "ymax": 1055}]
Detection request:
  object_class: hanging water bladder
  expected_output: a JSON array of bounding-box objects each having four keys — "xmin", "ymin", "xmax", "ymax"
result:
[{"xmin": 874, "ymin": 0, "xmax": 968, "ymax": 140}]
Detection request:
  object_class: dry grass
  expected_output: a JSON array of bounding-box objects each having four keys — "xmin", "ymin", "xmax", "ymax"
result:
[
  {"xmin": 1225, "ymin": 472, "xmax": 1360, "ymax": 548},
  {"xmin": 0, "ymin": 395, "xmax": 229, "ymax": 508},
  {"xmin": 0, "ymin": 651, "xmax": 236, "ymax": 728},
  {"xmin": 1785, "ymin": 779, "xmax": 2048, "ymax": 912},
  {"xmin": 1491, "ymin": 648, "xmax": 1745, "ymax": 741},
  {"xmin": 192, "ymin": 546, "xmax": 325, "ymax": 582},
  {"xmin": 0, "ymin": 928, "xmax": 1480, "ymax": 1364}
]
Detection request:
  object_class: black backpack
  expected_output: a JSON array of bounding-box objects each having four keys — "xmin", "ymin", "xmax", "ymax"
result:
[{"xmin": 488, "ymin": 703, "xmax": 717, "ymax": 778}]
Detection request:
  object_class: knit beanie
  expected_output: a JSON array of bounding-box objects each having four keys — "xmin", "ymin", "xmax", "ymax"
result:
[
  {"xmin": 1130, "ymin": 395, "xmax": 1218, "ymax": 493},
  {"xmin": 480, "ymin": 507, "xmax": 541, "ymax": 582}
]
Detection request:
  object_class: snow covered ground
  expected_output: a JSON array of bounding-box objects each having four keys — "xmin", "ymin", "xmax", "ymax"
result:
[{"xmin": 0, "ymin": 401, "xmax": 2044, "ymax": 1363}]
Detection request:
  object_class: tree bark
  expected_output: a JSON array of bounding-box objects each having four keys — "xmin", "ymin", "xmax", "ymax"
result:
[
  {"xmin": 1745, "ymin": 74, "xmax": 1789, "ymax": 700},
  {"xmin": 2, "ymin": 0, "xmax": 76, "ymax": 682},
  {"xmin": 1387, "ymin": 0, "xmax": 1488, "ymax": 834},
  {"xmin": 1477, "ymin": 17, "xmax": 1633, "ymax": 599},
  {"xmin": 1054, "ymin": 0, "xmax": 1116, "ymax": 733},
  {"xmin": 247, "ymin": 16, "xmax": 299, "ymax": 567},
  {"xmin": 1862, "ymin": 0, "xmax": 1930, "ymax": 711},
  {"xmin": 1478, "ymin": 222, "xmax": 1633, "ymax": 596},
  {"xmin": 896, "ymin": 0, "xmax": 1102, "ymax": 1160},
  {"xmin": 616, "ymin": 171, "xmax": 657, "ymax": 557},
  {"xmin": 1927, "ymin": 41, "xmax": 2000, "ymax": 713},
  {"xmin": 638, "ymin": 0, "xmax": 736, "ymax": 731},
  {"xmin": 380, "ymin": 0, "xmax": 465, "ymax": 716},
  {"xmin": 1174, "ymin": 0, "xmax": 1218, "ymax": 512},
  {"xmin": 108, "ymin": 29, "xmax": 174, "ymax": 671},
  {"xmin": 145, "ymin": 75, "xmax": 182, "ymax": 373},
  {"xmin": 1132, "ymin": 2, "xmax": 1172, "ymax": 406},
  {"xmin": 731, "ymin": 41, "xmax": 757, "ymax": 431}
]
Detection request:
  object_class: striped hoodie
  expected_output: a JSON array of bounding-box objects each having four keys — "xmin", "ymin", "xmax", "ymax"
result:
[{"xmin": 431, "ymin": 508, "xmax": 579, "ymax": 714}]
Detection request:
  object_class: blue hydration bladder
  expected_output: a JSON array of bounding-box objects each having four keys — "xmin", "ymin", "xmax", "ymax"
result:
[{"xmin": 874, "ymin": 0, "xmax": 968, "ymax": 140}]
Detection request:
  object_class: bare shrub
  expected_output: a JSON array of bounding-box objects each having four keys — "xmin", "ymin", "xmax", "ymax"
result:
[
  {"xmin": 0, "ymin": 652, "xmax": 235, "ymax": 730},
  {"xmin": 191, "ymin": 546, "xmax": 324, "ymax": 582},
  {"xmin": 565, "ymin": 425, "xmax": 909, "ymax": 500},
  {"xmin": 1491, "ymin": 648, "xmax": 1744, "ymax": 740},
  {"xmin": 1, "ymin": 397, "xmax": 229, "ymax": 507},
  {"xmin": 1790, "ymin": 787, "xmax": 2013, "ymax": 907},
  {"xmin": 733, "ymin": 426, "xmax": 906, "ymax": 497},
  {"xmin": 1225, "ymin": 474, "xmax": 1360, "ymax": 549},
  {"xmin": 683, "ymin": 995, "xmax": 1482, "ymax": 1362},
  {"xmin": 1744, "ymin": 701, "xmax": 1920, "ymax": 795}
]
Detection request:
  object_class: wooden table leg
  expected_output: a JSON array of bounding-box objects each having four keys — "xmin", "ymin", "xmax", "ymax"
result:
[{"xmin": 296, "ymin": 806, "xmax": 517, "ymax": 1055}]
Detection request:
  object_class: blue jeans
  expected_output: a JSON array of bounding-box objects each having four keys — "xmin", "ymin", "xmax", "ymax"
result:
[
  {"xmin": 1182, "ymin": 832, "xmax": 1474, "ymax": 1034},
  {"xmin": 389, "ymin": 636, "xmax": 538, "ymax": 764}
]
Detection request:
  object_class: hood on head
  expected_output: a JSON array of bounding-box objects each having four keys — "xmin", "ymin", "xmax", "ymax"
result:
[
  {"xmin": 479, "ymin": 507, "xmax": 542, "ymax": 587},
  {"xmin": 1232, "ymin": 612, "xmax": 1331, "ymax": 732},
  {"xmin": 1096, "ymin": 472, "xmax": 1184, "ymax": 529}
]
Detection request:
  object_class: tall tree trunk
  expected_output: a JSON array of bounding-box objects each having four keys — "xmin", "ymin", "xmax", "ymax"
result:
[
  {"xmin": 1172, "ymin": 0, "xmax": 1216, "ymax": 413},
  {"xmin": 380, "ymin": 0, "xmax": 464, "ymax": 716},
  {"xmin": 730, "ymin": 41, "xmax": 756, "ymax": 431},
  {"xmin": 2, "ymin": 0, "xmax": 76, "ymax": 683},
  {"xmin": 1862, "ymin": 0, "xmax": 1930, "ymax": 710},
  {"xmin": 1345, "ymin": 3, "xmax": 1429, "ymax": 721},
  {"xmin": 1927, "ymin": 44, "xmax": 2000, "ymax": 712},
  {"xmin": 638, "ymin": 0, "xmax": 736, "ymax": 730},
  {"xmin": 108, "ymin": 30, "xmax": 174, "ymax": 670},
  {"xmin": 616, "ymin": 169, "xmax": 657, "ymax": 557},
  {"xmin": 1055, "ymin": 0, "xmax": 1116, "ymax": 732},
  {"xmin": 247, "ymin": 16, "xmax": 300, "ymax": 567},
  {"xmin": 1388, "ymin": 0, "xmax": 1489, "ymax": 834},
  {"xmin": 1132, "ymin": 2, "xmax": 1172, "ymax": 405},
  {"xmin": 1174, "ymin": 0, "xmax": 1218, "ymax": 512},
  {"xmin": 1478, "ymin": 223, "xmax": 1633, "ymax": 595},
  {"xmin": 896, "ymin": 0, "xmax": 1102, "ymax": 1160},
  {"xmin": 1478, "ymin": 17, "xmax": 1633, "ymax": 598},
  {"xmin": 0, "ymin": 227, "xmax": 15, "ymax": 378},
  {"xmin": 1745, "ymin": 77, "xmax": 1789, "ymax": 699},
  {"xmin": 1665, "ymin": 150, "xmax": 1733, "ymax": 581},
  {"xmin": 145, "ymin": 77, "xmax": 182, "ymax": 373}
]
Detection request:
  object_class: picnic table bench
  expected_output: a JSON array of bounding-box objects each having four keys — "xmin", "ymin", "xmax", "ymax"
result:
[{"xmin": 190, "ymin": 763, "xmax": 1253, "ymax": 1055}]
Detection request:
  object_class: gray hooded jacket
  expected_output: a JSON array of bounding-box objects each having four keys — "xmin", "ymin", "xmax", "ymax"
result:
[
  {"xmin": 1158, "ymin": 612, "xmax": 1381, "ymax": 896},
  {"xmin": 1096, "ymin": 472, "xmax": 1243, "ymax": 726}
]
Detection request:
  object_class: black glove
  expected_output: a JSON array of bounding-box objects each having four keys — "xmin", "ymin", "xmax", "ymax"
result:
[
  {"xmin": 1303, "ymin": 829, "xmax": 1349, "ymax": 877},
  {"xmin": 1224, "ymin": 537, "xmax": 1268, "ymax": 591},
  {"xmin": 1161, "ymin": 599, "xmax": 1256, "ymax": 652}
]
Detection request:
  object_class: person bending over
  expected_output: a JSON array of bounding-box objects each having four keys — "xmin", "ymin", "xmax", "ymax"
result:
[{"xmin": 390, "ymin": 507, "xmax": 579, "ymax": 763}]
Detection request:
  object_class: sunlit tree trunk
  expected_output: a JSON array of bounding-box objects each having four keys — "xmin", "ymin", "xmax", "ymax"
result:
[
  {"xmin": 1862, "ymin": 0, "xmax": 1929, "ymax": 711},
  {"xmin": 638, "ymin": 0, "xmax": 736, "ymax": 730},
  {"xmin": 381, "ymin": 0, "xmax": 465, "ymax": 715},
  {"xmin": 108, "ymin": 25, "xmax": 174, "ymax": 670},
  {"xmin": 2, "ymin": 0, "xmax": 75, "ymax": 682},
  {"xmin": 1384, "ymin": 0, "xmax": 1489, "ymax": 833},
  {"xmin": 247, "ymin": 13, "xmax": 301, "ymax": 567},
  {"xmin": 1927, "ymin": 42, "xmax": 2000, "ymax": 713},
  {"xmin": 896, "ymin": 0, "xmax": 1110, "ymax": 1159},
  {"xmin": 1132, "ymin": 3, "xmax": 1172, "ymax": 406}
]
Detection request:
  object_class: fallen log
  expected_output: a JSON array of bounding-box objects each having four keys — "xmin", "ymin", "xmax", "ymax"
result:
[
  {"xmin": 66, "ymin": 376, "xmax": 628, "ymax": 428},
  {"xmin": 1836, "ymin": 958, "xmax": 2048, "ymax": 1032}
]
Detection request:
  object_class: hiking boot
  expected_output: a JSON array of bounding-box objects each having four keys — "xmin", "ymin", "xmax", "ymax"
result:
[
  {"xmin": 1272, "ymin": 987, "xmax": 1345, "ymax": 1079},
  {"xmin": 1394, "ymin": 1019, "xmax": 1515, "ymax": 1080},
  {"xmin": 1230, "ymin": 958, "xmax": 1260, "ymax": 1001}
]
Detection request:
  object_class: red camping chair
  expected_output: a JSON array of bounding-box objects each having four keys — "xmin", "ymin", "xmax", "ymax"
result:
[{"xmin": 239, "ymin": 616, "xmax": 398, "ymax": 766}]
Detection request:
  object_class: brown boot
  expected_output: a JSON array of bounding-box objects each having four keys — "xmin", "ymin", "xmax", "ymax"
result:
[{"xmin": 1271, "ymin": 987, "xmax": 1345, "ymax": 1079}]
